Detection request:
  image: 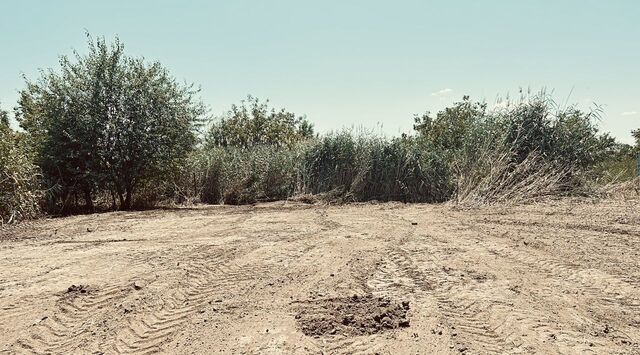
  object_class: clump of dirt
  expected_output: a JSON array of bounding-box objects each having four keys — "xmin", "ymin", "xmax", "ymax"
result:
[
  {"xmin": 66, "ymin": 284, "xmax": 89, "ymax": 294},
  {"xmin": 296, "ymin": 295, "xmax": 410, "ymax": 337}
]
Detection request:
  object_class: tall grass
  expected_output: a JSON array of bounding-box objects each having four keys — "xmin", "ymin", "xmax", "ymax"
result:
[
  {"xmin": 299, "ymin": 132, "xmax": 450, "ymax": 202},
  {"xmin": 125, "ymin": 93, "xmax": 635, "ymax": 208},
  {"xmin": 166, "ymin": 93, "xmax": 623, "ymax": 207},
  {"xmin": 170, "ymin": 131, "xmax": 453, "ymax": 205},
  {"xmin": 0, "ymin": 131, "xmax": 42, "ymax": 223},
  {"xmin": 171, "ymin": 145, "xmax": 304, "ymax": 205}
]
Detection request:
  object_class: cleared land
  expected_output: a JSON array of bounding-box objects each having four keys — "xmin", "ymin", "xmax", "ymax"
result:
[{"xmin": 0, "ymin": 199, "xmax": 639, "ymax": 354}]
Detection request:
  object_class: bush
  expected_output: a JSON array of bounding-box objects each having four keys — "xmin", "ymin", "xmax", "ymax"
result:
[
  {"xmin": 0, "ymin": 122, "xmax": 42, "ymax": 223},
  {"xmin": 17, "ymin": 35, "xmax": 205, "ymax": 211},
  {"xmin": 414, "ymin": 92, "xmax": 616, "ymax": 205},
  {"xmin": 167, "ymin": 91, "xmax": 623, "ymax": 208},
  {"xmin": 591, "ymin": 142, "xmax": 637, "ymax": 183},
  {"xmin": 6, "ymin": 79, "xmax": 630, "ymax": 216},
  {"xmin": 502, "ymin": 95, "xmax": 611, "ymax": 172},
  {"xmin": 219, "ymin": 146, "xmax": 301, "ymax": 204},
  {"xmin": 207, "ymin": 96, "xmax": 314, "ymax": 148}
]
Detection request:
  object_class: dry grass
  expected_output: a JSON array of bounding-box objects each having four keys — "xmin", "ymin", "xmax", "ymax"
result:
[
  {"xmin": 452, "ymin": 150, "xmax": 570, "ymax": 207},
  {"xmin": 597, "ymin": 177, "xmax": 640, "ymax": 200}
]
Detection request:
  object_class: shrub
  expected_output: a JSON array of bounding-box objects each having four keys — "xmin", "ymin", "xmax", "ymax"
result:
[
  {"xmin": 503, "ymin": 95, "xmax": 611, "ymax": 172},
  {"xmin": 591, "ymin": 142, "xmax": 636, "ymax": 183},
  {"xmin": 219, "ymin": 146, "xmax": 301, "ymax": 204},
  {"xmin": 16, "ymin": 35, "xmax": 205, "ymax": 211},
  {"xmin": 0, "ymin": 115, "xmax": 42, "ymax": 223},
  {"xmin": 414, "ymin": 92, "xmax": 616, "ymax": 205},
  {"xmin": 207, "ymin": 96, "xmax": 314, "ymax": 148}
]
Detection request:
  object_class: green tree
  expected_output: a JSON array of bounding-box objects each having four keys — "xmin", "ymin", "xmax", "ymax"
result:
[
  {"xmin": 17, "ymin": 35, "xmax": 205, "ymax": 211},
  {"xmin": 413, "ymin": 96, "xmax": 488, "ymax": 151},
  {"xmin": 207, "ymin": 96, "xmax": 313, "ymax": 148},
  {"xmin": 633, "ymin": 129, "xmax": 640, "ymax": 152},
  {"xmin": 0, "ymin": 105, "xmax": 8, "ymax": 128}
]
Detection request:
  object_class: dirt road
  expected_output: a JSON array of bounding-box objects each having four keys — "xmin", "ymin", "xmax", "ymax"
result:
[{"xmin": 1, "ymin": 198, "xmax": 639, "ymax": 354}]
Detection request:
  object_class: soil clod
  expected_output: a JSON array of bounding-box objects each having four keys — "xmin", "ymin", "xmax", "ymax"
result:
[
  {"xmin": 296, "ymin": 295, "xmax": 410, "ymax": 337},
  {"xmin": 66, "ymin": 284, "xmax": 88, "ymax": 294}
]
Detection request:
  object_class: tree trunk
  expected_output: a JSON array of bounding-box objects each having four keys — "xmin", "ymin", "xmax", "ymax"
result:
[
  {"xmin": 114, "ymin": 181, "xmax": 125, "ymax": 211},
  {"xmin": 123, "ymin": 188, "xmax": 133, "ymax": 210},
  {"xmin": 117, "ymin": 190, "xmax": 125, "ymax": 211},
  {"xmin": 193, "ymin": 173, "xmax": 197, "ymax": 198},
  {"xmin": 84, "ymin": 189, "xmax": 93, "ymax": 212},
  {"xmin": 110, "ymin": 189, "xmax": 117, "ymax": 211}
]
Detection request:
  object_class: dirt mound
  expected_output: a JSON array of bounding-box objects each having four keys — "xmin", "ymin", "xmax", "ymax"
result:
[
  {"xmin": 66, "ymin": 284, "xmax": 89, "ymax": 294},
  {"xmin": 296, "ymin": 295, "xmax": 410, "ymax": 337}
]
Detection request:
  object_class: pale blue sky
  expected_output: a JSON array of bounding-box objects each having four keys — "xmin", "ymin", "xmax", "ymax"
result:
[{"xmin": 1, "ymin": 0, "xmax": 638, "ymax": 143}]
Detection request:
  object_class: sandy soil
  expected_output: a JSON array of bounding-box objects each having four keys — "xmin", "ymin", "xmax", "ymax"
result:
[{"xmin": 0, "ymin": 198, "xmax": 639, "ymax": 354}]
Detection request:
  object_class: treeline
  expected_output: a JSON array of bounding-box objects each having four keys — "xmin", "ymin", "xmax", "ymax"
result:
[{"xmin": 1, "ymin": 36, "xmax": 639, "ymax": 223}]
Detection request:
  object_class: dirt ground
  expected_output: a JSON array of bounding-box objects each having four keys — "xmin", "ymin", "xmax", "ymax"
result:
[{"xmin": 0, "ymin": 197, "xmax": 639, "ymax": 354}]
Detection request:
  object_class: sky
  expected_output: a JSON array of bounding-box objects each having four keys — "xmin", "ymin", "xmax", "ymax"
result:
[{"xmin": 1, "ymin": 0, "xmax": 638, "ymax": 143}]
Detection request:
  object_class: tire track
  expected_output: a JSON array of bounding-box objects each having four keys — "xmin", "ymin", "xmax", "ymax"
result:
[
  {"xmin": 475, "ymin": 218, "xmax": 640, "ymax": 292},
  {"xmin": 366, "ymin": 234, "xmax": 509, "ymax": 354},
  {"xmin": 423, "ymin": 233, "xmax": 635, "ymax": 353},
  {"xmin": 366, "ymin": 249, "xmax": 430, "ymax": 300},
  {"xmin": 10, "ymin": 245, "xmax": 230, "ymax": 354},
  {"xmin": 483, "ymin": 241, "xmax": 640, "ymax": 312},
  {"xmin": 473, "ymin": 218, "xmax": 640, "ymax": 239},
  {"xmin": 411, "ymin": 244, "xmax": 509, "ymax": 354},
  {"xmin": 12, "ymin": 283, "xmax": 133, "ymax": 354},
  {"xmin": 322, "ymin": 335, "xmax": 385, "ymax": 355},
  {"xmin": 112, "ymin": 247, "xmax": 276, "ymax": 354}
]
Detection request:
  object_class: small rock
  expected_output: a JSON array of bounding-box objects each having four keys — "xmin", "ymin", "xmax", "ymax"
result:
[
  {"xmin": 133, "ymin": 281, "xmax": 144, "ymax": 290},
  {"xmin": 33, "ymin": 316, "xmax": 48, "ymax": 325}
]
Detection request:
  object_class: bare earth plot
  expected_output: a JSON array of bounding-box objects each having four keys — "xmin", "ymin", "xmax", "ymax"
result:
[{"xmin": 0, "ymin": 198, "xmax": 639, "ymax": 354}]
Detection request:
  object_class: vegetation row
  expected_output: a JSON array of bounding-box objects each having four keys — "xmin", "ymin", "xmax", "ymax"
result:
[{"xmin": 1, "ymin": 36, "xmax": 639, "ymax": 223}]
